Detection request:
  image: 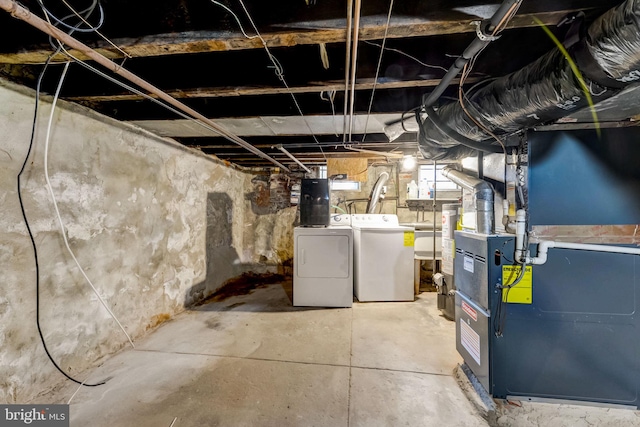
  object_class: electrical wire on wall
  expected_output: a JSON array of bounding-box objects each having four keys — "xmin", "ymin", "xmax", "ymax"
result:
[
  {"xmin": 13, "ymin": 4, "xmax": 302, "ymax": 390},
  {"xmin": 42, "ymin": 62, "xmax": 135, "ymax": 349},
  {"xmin": 14, "ymin": 0, "xmax": 137, "ymax": 387},
  {"xmin": 18, "ymin": 58, "xmax": 107, "ymax": 388},
  {"xmin": 39, "ymin": 0, "xmax": 134, "ymax": 347}
]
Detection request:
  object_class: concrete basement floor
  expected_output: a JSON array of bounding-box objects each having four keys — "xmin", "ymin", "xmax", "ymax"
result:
[{"xmin": 45, "ymin": 284, "xmax": 640, "ymax": 427}]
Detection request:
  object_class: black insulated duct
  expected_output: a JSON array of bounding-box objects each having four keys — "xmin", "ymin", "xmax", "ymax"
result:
[{"xmin": 418, "ymin": 0, "xmax": 640, "ymax": 161}]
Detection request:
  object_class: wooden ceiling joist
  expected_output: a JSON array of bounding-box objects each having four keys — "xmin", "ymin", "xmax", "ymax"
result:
[
  {"xmin": 0, "ymin": 9, "xmax": 580, "ymax": 65},
  {"xmin": 64, "ymin": 77, "xmax": 478, "ymax": 102},
  {"xmin": 212, "ymin": 151, "xmax": 389, "ymax": 160}
]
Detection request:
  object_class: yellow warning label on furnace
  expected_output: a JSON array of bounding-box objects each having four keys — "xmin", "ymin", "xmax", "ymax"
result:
[
  {"xmin": 404, "ymin": 231, "xmax": 415, "ymax": 247},
  {"xmin": 501, "ymin": 265, "xmax": 533, "ymax": 304}
]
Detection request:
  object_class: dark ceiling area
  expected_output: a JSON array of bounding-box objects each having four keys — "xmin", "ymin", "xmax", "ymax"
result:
[{"xmin": 0, "ymin": 0, "xmax": 635, "ymax": 169}]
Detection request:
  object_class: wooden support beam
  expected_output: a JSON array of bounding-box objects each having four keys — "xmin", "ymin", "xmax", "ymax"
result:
[
  {"xmin": 64, "ymin": 77, "xmax": 478, "ymax": 102},
  {"xmin": 208, "ymin": 151, "xmax": 414, "ymax": 158},
  {"xmin": 0, "ymin": 10, "xmax": 581, "ymax": 64},
  {"xmin": 213, "ymin": 151, "xmax": 404, "ymax": 160},
  {"xmin": 191, "ymin": 141, "xmax": 419, "ymax": 149}
]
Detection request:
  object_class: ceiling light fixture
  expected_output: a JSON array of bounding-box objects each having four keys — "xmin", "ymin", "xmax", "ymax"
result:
[{"xmin": 402, "ymin": 155, "xmax": 417, "ymax": 171}]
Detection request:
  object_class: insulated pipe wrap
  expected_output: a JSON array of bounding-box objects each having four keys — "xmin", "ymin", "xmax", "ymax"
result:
[
  {"xmin": 588, "ymin": 0, "xmax": 640, "ymax": 81},
  {"xmin": 419, "ymin": 0, "xmax": 640, "ymax": 161}
]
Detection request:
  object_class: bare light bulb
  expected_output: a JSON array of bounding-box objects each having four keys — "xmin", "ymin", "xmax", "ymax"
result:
[{"xmin": 402, "ymin": 155, "xmax": 416, "ymax": 170}]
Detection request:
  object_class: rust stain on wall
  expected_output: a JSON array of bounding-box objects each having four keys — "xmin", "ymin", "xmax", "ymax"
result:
[{"xmin": 146, "ymin": 313, "xmax": 172, "ymax": 331}]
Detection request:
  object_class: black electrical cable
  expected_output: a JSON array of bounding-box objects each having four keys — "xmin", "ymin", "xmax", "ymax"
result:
[
  {"xmin": 494, "ymin": 233, "xmax": 529, "ymax": 337},
  {"xmin": 17, "ymin": 57, "xmax": 105, "ymax": 387},
  {"xmin": 16, "ymin": 1, "xmax": 108, "ymax": 388}
]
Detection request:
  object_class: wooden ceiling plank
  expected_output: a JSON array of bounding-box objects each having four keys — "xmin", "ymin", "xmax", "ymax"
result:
[{"xmin": 0, "ymin": 10, "xmax": 581, "ymax": 64}]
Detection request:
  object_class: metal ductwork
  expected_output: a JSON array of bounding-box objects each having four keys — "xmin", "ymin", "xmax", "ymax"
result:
[
  {"xmin": 419, "ymin": 0, "xmax": 640, "ymax": 160},
  {"xmin": 441, "ymin": 167, "xmax": 494, "ymax": 235},
  {"xmin": 367, "ymin": 171, "xmax": 389, "ymax": 213}
]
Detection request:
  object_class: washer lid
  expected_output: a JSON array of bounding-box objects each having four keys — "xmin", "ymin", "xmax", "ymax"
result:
[
  {"xmin": 351, "ymin": 214, "xmax": 402, "ymax": 227},
  {"xmin": 351, "ymin": 224, "xmax": 414, "ymax": 231}
]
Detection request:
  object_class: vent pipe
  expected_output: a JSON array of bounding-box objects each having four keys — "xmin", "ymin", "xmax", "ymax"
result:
[
  {"xmin": 367, "ymin": 171, "xmax": 389, "ymax": 214},
  {"xmin": 419, "ymin": 0, "xmax": 640, "ymax": 160},
  {"xmin": 442, "ymin": 167, "xmax": 494, "ymax": 234}
]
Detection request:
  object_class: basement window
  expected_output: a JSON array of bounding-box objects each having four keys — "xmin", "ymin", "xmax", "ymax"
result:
[
  {"xmin": 331, "ymin": 181, "xmax": 361, "ymax": 191},
  {"xmin": 418, "ymin": 164, "xmax": 459, "ymax": 190}
]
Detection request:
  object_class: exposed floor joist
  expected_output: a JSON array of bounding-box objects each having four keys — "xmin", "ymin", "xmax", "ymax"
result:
[
  {"xmin": 193, "ymin": 141, "xmax": 419, "ymax": 149},
  {"xmin": 128, "ymin": 113, "xmax": 420, "ymax": 138},
  {"xmin": 65, "ymin": 77, "xmax": 479, "ymax": 102},
  {"xmin": 0, "ymin": 9, "xmax": 582, "ymax": 64}
]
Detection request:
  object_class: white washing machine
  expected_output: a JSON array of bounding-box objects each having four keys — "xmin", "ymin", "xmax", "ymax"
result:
[
  {"xmin": 352, "ymin": 214, "xmax": 414, "ymax": 302},
  {"xmin": 293, "ymin": 214, "xmax": 353, "ymax": 307}
]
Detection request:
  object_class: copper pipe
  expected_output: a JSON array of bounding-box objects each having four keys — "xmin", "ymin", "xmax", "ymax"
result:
[
  {"xmin": 0, "ymin": 0, "xmax": 289, "ymax": 171},
  {"xmin": 348, "ymin": 0, "xmax": 363, "ymax": 142},
  {"xmin": 342, "ymin": 0, "xmax": 354, "ymax": 142}
]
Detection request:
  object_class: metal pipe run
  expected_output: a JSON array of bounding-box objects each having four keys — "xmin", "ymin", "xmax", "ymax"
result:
[
  {"xmin": 276, "ymin": 145, "xmax": 311, "ymax": 173},
  {"xmin": 342, "ymin": 0, "xmax": 354, "ymax": 142},
  {"xmin": 422, "ymin": 0, "xmax": 522, "ymax": 108},
  {"xmin": 345, "ymin": 146, "xmax": 405, "ymax": 158},
  {"xmin": 366, "ymin": 171, "xmax": 389, "ymax": 214},
  {"xmin": 347, "ymin": 0, "xmax": 363, "ymax": 141},
  {"xmin": 0, "ymin": 0, "xmax": 289, "ymax": 171}
]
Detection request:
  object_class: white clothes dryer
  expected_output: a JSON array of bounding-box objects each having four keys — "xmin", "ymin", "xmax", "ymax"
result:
[{"xmin": 293, "ymin": 214, "xmax": 353, "ymax": 307}]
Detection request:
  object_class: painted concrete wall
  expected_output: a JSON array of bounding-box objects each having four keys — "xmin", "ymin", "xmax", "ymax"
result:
[{"xmin": 0, "ymin": 79, "xmax": 292, "ymax": 404}]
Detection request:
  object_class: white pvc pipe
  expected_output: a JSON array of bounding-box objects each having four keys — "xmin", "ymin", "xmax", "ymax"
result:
[
  {"xmin": 526, "ymin": 240, "xmax": 640, "ymax": 265},
  {"xmin": 514, "ymin": 209, "xmax": 527, "ymax": 262}
]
